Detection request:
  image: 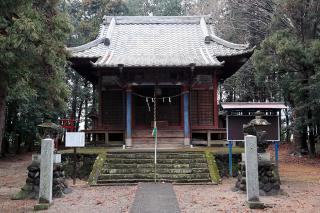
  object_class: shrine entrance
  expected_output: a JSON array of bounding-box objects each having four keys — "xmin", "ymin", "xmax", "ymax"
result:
[{"xmin": 133, "ymin": 86, "xmax": 182, "ymax": 129}]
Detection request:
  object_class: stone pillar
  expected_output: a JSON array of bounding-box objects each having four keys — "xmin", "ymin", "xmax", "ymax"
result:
[
  {"xmin": 39, "ymin": 138, "xmax": 54, "ymax": 204},
  {"xmin": 126, "ymin": 87, "xmax": 132, "ymax": 147},
  {"xmin": 183, "ymin": 86, "xmax": 190, "ymax": 146},
  {"xmin": 244, "ymin": 135, "xmax": 264, "ymax": 209}
]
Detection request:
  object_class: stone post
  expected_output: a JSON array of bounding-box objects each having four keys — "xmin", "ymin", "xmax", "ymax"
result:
[
  {"xmin": 39, "ymin": 138, "xmax": 54, "ymax": 204},
  {"xmin": 244, "ymin": 135, "xmax": 264, "ymax": 209}
]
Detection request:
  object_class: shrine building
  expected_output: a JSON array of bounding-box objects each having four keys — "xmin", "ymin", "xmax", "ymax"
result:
[{"xmin": 67, "ymin": 16, "xmax": 254, "ymax": 149}]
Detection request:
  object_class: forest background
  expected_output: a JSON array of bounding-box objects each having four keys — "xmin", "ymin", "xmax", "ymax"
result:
[{"xmin": 0, "ymin": 0, "xmax": 319, "ymax": 157}]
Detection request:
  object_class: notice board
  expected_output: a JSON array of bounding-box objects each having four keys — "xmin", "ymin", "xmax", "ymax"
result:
[
  {"xmin": 65, "ymin": 132, "xmax": 85, "ymax": 147},
  {"xmin": 227, "ymin": 115, "xmax": 280, "ymax": 141}
]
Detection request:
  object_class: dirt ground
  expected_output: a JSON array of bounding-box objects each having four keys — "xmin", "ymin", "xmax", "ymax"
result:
[
  {"xmin": 175, "ymin": 144, "xmax": 320, "ymax": 213},
  {"xmin": 1, "ymin": 144, "xmax": 320, "ymax": 213}
]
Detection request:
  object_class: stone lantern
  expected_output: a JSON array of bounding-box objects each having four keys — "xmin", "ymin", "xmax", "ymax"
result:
[
  {"xmin": 236, "ymin": 110, "xmax": 281, "ymax": 196},
  {"xmin": 243, "ymin": 111, "xmax": 271, "ymax": 153}
]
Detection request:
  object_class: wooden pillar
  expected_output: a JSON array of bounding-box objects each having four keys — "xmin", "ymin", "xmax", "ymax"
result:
[
  {"xmin": 183, "ymin": 85, "xmax": 190, "ymax": 146},
  {"xmin": 213, "ymin": 72, "xmax": 219, "ymax": 129},
  {"xmin": 98, "ymin": 75, "xmax": 103, "ymax": 128},
  {"xmin": 125, "ymin": 86, "xmax": 132, "ymax": 147}
]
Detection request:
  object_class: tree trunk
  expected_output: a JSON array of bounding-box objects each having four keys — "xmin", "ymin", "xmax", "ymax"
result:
[
  {"xmin": 309, "ymin": 125, "xmax": 316, "ymax": 158},
  {"xmin": 84, "ymin": 81, "xmax": 88, "ymax": 130},
  {"xmin": 300, "ymin": 127, "xmax": 308, "ymax": 154},
  {"xmin": 15, "ymin": 133, "xmax": 21, "ymax": 154},
  {"xmin": 76, "ymin": 99, "xmax": 83, "ymax": 131},
  {"xmin": 285, "ymin": 108, "xmax": 290, "ymax": 142},
  {"xmin": 0, "ymin": 86, "xmax": 7, "ymax": 158},
  {"xmin": 292, "ymin": 108, "xmax": 301, "ymax": 151},
  {"xmin": 307, "ymin": 108, "xmax": 316, "ymax": 157},
  {"xmin": 70, "ymin": 74, "xmax": 79, "ymax": 119},
  {"xmin": 27, "ymin": 134, "xmax": 34, "ymax": 152}
]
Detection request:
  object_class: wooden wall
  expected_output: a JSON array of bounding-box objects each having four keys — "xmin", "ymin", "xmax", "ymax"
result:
[
  {"xmin": 101, "ymin": 90, "xmax": 124, "ymax": 129},
  {"xmin": 190, "ymin": 88, "xmax": 214, "ymax": 127}
]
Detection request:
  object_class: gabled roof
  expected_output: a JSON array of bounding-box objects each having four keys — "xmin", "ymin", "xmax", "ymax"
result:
[{"xmin": 67, "ymin": 16, "xmax": 253, "ymax": 68}]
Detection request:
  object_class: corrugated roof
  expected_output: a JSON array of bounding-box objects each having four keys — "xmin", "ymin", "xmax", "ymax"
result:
[
  {"xmin": 68, "ymin": 16, "xmax": 253, "ymax": 67},
  {"xmin": 221, "ymin": 102, "xmax": 288, "ymax": 110}
]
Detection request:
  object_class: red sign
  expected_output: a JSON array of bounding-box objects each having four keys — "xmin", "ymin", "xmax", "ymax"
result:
[{"xmin": 59, "ymin": 119, "xmax": 79, "ymax": 132}]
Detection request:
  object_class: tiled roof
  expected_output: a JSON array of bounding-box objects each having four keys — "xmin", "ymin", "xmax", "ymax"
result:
[
  {"xmin": 67, "ymin": 16, "xmax": 253, "ymax": 67},
  {"xmin": 221, "ymin": 102, "xmax": 288, "ymax": 110}
]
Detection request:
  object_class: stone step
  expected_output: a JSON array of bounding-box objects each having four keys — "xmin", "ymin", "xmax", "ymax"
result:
[
  {"xmin": 132, "ymin": 131, "xmax": 184, "ymax": 139},
  {"xmin": 102, "ymin": 168, "xmax": 190, "ymax": 174},
  {"xmin": 104, "ymin": 163, "xmax": 208, "ymax": 169},
  {"xmin": 91, "ymin": 151, "xmax": 214, "ymax": 184},
  {"xmin": 132, "ymin": 130, "xmax": 184, "ymax": 138},
  {"xmin": 106, "ymin": 153, "xmax": 205, "ymax": 159},
  {"xmin": 132, "ymin": 138, "xmax": 184, "ymax": 142},
  {"xmin": 98, "ymin": 173, "xmax": 210, "ymax": 180},
  {"xmin": 132, "ymin": 144, "xmax": 185, "ymax": 149},
  {"xmin": 96, "ymin": 178, "xmax": 211, "ymax": 184},
  {"xmin": 102, "ymin": 168, "xmax": 209, "ymax": 174},
  {"xmin": 105, "ymin": 158, "xmax": 207, "ymax": 164}
]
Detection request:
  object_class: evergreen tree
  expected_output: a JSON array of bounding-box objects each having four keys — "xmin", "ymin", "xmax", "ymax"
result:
[
  {"xmin": 0, "ymin": 0, "xmax": 72, "ymax": 156},
  {"xmin": 253, "ymin": 0, "xmax": 320, "ymax": 156}
]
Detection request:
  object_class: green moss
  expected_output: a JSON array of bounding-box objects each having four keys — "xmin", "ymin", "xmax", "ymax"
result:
[
  {"xmin": 88, "ymin": 152, "xmax": 107, "ymax": 185},
  {"xmin": 204, "ymin": 151, "xmax": 221, "ymax": 184},
  {"xmin": 59, "ymin": 147, "xmax": 244, "ymax": 155},
  {"xmin": 34, "ymin": 203, "xmax": 51, "ymax": 211},
  {"xmin": 11, "ymin": 190, "xmax": 30, "ymax": 200},
  {"xmin": 60, "ymin": 147, "xmax": 109, "ymax": 154},
  {"xmin": 11, "ymin": 184, "xmax": 37, "ymax": 200}
]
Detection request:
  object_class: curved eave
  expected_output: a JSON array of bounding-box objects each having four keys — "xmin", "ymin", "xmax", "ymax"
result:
[
  {"xmin": 91, "ymin": 62, "xmax": 225, "ymax": 68},
  {"xmin": 67, "ymin": 37, "xmax": 107, "ymax": 53},
  {"xmin": 68, "ymin": 57, "xmax": 99, "ymax": 83},
  {"xmin": 217, "ymin": 47, "xmax": 255, "ymax": 81},
  {"xmin": 209, "ymin": 34, "xmax": 250, "ymax": 50},
  {"xmin": 219, "ymin": 46, "xmax": 255, "ymax": 58}
]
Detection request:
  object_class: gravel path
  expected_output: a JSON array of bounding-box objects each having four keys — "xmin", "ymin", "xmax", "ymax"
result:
[
  {"xmin": 174, "ymin": 178, "xmax": 320, "ymax": 213},
  {"xmin": 48, "ymin": 180, "xmax": 136, "ymax": 213},
  {"xmin": 130, "ymin": 183, "xmax": 180, "ymax": 213},
  {"xmin": 0, "ymin": 154, "xmax": 136, "ymax": 213},
  {"xmin": 174, "ymin": 145, "xmax": 320, "ymax": 213},
  {"xmin": 1, "ymin": 145, "xmax": 320, "ymax": 213}
]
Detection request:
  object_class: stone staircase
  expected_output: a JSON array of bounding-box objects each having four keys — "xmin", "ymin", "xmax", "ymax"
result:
[
  {"xmin": 132, "ymin": 130, "xmax": 185, "ymax": 149},
  {"xmin": 93, "ymin": 152, "xmax": 213, "ymax": 185}
]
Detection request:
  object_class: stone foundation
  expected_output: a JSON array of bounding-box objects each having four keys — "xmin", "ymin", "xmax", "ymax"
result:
[
  {"xmin": 235, "ymin": 161, "xmax": 280, "ymax": 196},
  {"xmin": 13, "ymin": 162, "xmax": 71, "ymax": 200}
]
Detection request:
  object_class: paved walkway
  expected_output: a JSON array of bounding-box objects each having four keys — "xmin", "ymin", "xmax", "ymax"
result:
[{"xmin": 130, "ymin": 183, "xmax": 180, "ymax": 213}]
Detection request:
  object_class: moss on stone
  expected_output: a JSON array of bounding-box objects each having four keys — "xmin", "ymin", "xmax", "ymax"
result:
[
  {"xmin": 88, "ymin": 152, "xmax": 107, "ymax": 185},
  {"xmin": 11, "ymin": 190, "xmax": 31, "ymax": 200},
  {"xmin": 204, "ymin": 151, "xmax": 221, "ymax": 184},
  {"xmin": 60, "ymin": 147, "xmax": 244, "ymax": 155},
  {"xmin": 11, "ymin": 184, "xmax": 37, "ymax": 200},
  {"xmin": 34, "ymin": 203, "xmax": 51, "ymax": 211}
]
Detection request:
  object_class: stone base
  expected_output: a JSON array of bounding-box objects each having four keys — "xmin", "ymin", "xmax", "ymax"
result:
[
  {"xmin": 245, "ymin": 200, "xmax": 265, "ymax": 209},
  {"xmin": 34, "ymin": 203, "xmax": 52, "ymax": 211},
  {"xmin": 14, "ymin": 162, "xmax": 69, "ymax": 200},
  {"xmin": 235, "ymin": 161, "xmax": 280, "ymax": 196},
  {"xmin": 125, "ymin": 138, "xmax": 132, "ymax": 147},
  {"xmin": 184, "ymin": 138, "xmax": 190, "ymax": 146}
]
